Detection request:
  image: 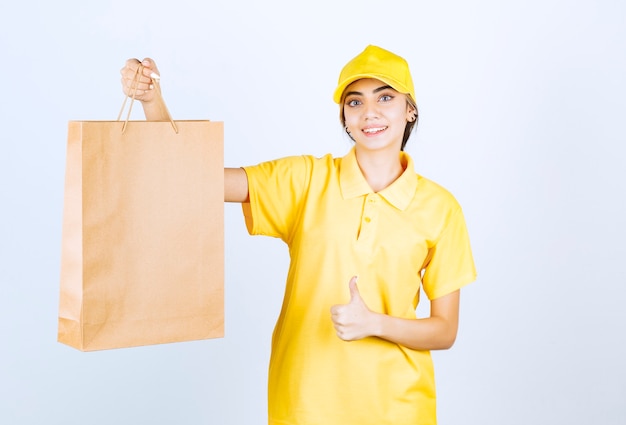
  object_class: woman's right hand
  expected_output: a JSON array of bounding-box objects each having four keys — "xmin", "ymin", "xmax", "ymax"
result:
[
  {"xmin": 120, "ymin": 58, "xmax": 161, "ymax": 104},
  {"xmin": 120, "ymin": 58, "xmax": 170, "ymax": 121}
]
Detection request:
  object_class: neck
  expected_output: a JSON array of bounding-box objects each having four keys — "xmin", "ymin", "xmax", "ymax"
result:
[{"xmin": 354, "ymin": 147, "xmax": 405, "ymax": 193}]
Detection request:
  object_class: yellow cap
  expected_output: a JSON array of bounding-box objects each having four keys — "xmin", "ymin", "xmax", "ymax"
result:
[{"xmin": 333, "ymin": 45, "xmax": 416, "ymax": 104}]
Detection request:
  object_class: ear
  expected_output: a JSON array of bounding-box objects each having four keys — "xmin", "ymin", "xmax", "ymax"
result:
[{"xmin": 406, "ymin": 106, "xmax": 417, "ymax": 123}]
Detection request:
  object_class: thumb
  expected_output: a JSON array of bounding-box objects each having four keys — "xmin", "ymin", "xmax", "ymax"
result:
[
  {"xmin": 141, "ymin": 57, "xmax": 160, "ymax": 77},
  {"xmin": 348, "ymin": 276, "xmax": 361, "ymax": 303}
]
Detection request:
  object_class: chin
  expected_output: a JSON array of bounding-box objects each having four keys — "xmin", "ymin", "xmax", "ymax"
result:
[{"xmin": 355, "ymin": 139, "xmax": 400, "ymax": 152}]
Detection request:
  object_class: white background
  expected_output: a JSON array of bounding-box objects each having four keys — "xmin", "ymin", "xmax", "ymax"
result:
[{"xmin": 1, "ymin": 0, "xmax": 625, "ymax": 424}]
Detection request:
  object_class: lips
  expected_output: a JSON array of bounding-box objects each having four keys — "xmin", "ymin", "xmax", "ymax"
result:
[{"xmin": 362, "ymin": 126, "xmax": 387, "ymax": 134}]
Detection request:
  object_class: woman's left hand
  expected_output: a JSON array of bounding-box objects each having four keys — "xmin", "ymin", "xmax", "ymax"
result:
[{"xmin": 330, "ymin": 276, "xmax": 379, "ymax": 341}]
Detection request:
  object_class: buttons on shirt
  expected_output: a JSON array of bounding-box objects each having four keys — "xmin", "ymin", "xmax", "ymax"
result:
[
  {"xmin": 361, "ymin": 194, "xmax": 379, "ymax": 229},
  {"xmin": 363, "ymin": 194, "xmax": 380, "ymax": 225},
  {"xmin": 357, "ymin": 194, "xmax": 380, "ymax": 244}
]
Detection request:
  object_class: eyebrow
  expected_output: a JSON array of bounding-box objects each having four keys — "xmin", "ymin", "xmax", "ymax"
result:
[{"xmin": 344, "ymin": 85, "xmax": 394, "ymax": 98}]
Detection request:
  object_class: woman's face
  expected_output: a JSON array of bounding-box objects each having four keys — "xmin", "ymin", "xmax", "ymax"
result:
[{"xmin": 342, "ymin": 78, "xmax": 415, "ymax": 153}]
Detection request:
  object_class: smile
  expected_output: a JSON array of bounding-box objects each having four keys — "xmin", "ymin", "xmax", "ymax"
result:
[{"xmin": 362, "ymin": 126, "xmax": 387, "ymax": 134}]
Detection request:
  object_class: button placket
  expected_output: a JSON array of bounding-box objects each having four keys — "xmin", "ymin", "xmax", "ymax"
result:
[{"xmin": 358, "ymin": 194, "xmax": 379, "ymax": 246}]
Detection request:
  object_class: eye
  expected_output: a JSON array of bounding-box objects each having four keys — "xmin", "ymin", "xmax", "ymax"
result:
[
  {"xmin": 346, "ymin": 98, "xmax": 362, "ymax": 107},
  {"xmin": 379, "ymin": 94, "xmax": 394, "ymax": 102}
]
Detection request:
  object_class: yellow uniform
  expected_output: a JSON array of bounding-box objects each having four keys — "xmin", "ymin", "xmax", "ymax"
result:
[{"xmin": 242, "ymin": 148, "xmax": 477, "ymax": 425}]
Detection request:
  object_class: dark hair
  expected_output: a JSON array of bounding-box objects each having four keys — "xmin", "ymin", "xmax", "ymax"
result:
[{"xmin": 339, "ymin": 94, "xmax": 418, "ymax": 151}]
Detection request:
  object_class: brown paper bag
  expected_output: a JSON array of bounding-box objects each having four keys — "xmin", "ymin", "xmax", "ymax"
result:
[{"xmin": 58, "ymin": 79, "xmax": 224, "ymax": 351}]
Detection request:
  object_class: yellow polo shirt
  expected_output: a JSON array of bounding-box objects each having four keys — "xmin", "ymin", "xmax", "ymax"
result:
[{"xmin": 242, "ymin": 148, "xmax": 476, "ymax": 425}]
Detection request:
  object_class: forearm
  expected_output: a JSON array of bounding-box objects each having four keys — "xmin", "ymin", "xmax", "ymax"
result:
[
  {"xmin": 371, "ymin": 314, "xmax": 457, "ymax": 351},
  {"xmin": 331, "ymin": 282, "xmax": 460, "ymax": 350},
  {"xmin": 141, "ymin": 97, "xmax": 171, "ymax": 121}
]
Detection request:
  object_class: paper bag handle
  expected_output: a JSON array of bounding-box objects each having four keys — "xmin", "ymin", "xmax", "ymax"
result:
[{"xmin": 117, "ymin": 64, "xmax": 179, "ymax": 134}]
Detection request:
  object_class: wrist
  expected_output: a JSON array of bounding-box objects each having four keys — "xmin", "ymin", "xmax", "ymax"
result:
[
  {"xmin": 370, "ymin": 311, "xmax": 385, "ymax": 338},
  {"xmin": 141, "ymin": 98, "xmax": 168, "ymax": 121}
]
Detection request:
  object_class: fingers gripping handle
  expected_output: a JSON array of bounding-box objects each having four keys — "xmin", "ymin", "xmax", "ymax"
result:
[
  {"xmin": 117, "ymin": 65, "xmax": 142, "ymax": 132},
  {"xmin": 117, "ymin": 64, "xmax": 178, "ymax": 134}
]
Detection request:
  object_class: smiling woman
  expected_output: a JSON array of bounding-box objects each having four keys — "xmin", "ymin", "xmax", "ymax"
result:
[
  {"xmin": 120, "ymin": 44, "xmax": 477, "ymax": 425},
  {"xmin": 337, "ymin": 45, "xmax": 419, "ymax": 152},
  {"xmin": 342, "ymin": 79, "xmax": 416, "ymax": 175}
]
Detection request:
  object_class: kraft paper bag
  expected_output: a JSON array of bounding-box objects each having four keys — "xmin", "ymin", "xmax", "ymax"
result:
[{"xmin": 58, "ymin": 83, "xmax": 224, "ymax": 351}]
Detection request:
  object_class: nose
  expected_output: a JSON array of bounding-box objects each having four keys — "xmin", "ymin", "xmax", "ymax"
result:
[{"xmin": 362, "ymin": 100, "xmax": 380, "ymax": 119}]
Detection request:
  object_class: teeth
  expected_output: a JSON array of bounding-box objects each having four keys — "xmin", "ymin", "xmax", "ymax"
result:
[{"xmin": 363, "ymin": 127, "xmax": 386, "ymax": 134}]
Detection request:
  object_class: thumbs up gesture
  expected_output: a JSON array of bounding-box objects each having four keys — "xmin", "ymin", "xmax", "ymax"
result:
[{"xmin": 330, "ymin": 276, "xmax": 377, "ymax": 341}]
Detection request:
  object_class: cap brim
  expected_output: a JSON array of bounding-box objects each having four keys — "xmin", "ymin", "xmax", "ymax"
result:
[{"xmin": 333, "ymin": 74, "xmax": 412, "ymax": 104}]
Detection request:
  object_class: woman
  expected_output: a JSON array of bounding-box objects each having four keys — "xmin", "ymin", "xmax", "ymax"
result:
[{"xmin": 121, "ymin": 45, "xmax": 477, "ymax": 425}]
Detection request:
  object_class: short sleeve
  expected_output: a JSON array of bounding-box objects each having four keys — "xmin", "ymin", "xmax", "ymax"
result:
[
  {"xmin": 242, "ymin": 155, "xmax": 310, "ymax": 242},
  {"xmin": 422, "ymin": 207, "xmax": 477, "ymax": 299}
]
